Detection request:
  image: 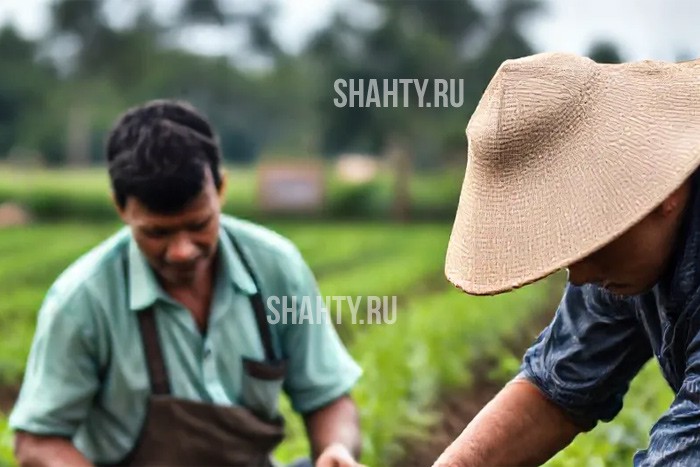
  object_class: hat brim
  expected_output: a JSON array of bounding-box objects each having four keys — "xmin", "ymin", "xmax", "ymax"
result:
[{"xmin": 446, "ymin": 64, "xmax": 700, "ymax": 296}]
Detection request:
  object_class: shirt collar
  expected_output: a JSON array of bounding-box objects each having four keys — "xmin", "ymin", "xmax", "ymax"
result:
[
  {"xmin": 217, "ymin": 225, "xmax": 258, "ymax": 296},
  {"xmin": 128, "ymin": 237, "xmax": 165, "ymax": 312},
  {"xmin": 127, "ymin": 226, "xmax": 258, "ymax": 312}
]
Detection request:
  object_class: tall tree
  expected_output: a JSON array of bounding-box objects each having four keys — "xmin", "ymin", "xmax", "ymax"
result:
[
  {"xmin": 308, "ymin": 0, "xmax": 542, "ymax": 167},
  {"xmin": 0, "ymin": 26, "xmax": 59, "ymax": 161}
]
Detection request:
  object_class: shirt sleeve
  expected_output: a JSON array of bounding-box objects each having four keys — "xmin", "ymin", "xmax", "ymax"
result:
[
  {"xmin": 9, "ymin": 286, "xmax": 99, "ymax": 437},
  {"xmin": 278, "ymin": 252, "xmax": 362, "ymax": 414},
  {"xmin": 519, "ymin": 283, "xmax": 653, "ymax": 430},
  {"xmin": 633, "ymin": 316, "xmax": 700, "ymax": 466}
]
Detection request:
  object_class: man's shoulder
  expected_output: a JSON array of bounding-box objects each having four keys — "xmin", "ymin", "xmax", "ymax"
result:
[
  {"xmin": 220, "ymin": 215, "xmax": 302, "ymax": 263},
  {"xmin": 48, "ymin": 227, "xmax": 131, "ymax": 309}
]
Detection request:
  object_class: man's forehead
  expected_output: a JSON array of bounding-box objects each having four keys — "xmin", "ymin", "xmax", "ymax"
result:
[{"xmin": 126, "ymin": 193, "xmax": 214, "ymax": 226}]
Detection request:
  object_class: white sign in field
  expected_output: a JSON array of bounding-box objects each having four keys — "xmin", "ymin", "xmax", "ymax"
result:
[{"xmin": 257, "ymin": 161, "xmax": 325, "ymax": 213}]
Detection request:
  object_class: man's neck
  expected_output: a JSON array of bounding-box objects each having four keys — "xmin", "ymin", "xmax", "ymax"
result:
[{"xmin": 163, "ymin": 255, "xmax": 218, "ymax": 332}]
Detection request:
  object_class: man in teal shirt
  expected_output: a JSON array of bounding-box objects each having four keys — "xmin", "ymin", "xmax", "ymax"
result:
[{"xmin": 10, "ymin": 100, "xmax": 363, "ymax": 466}]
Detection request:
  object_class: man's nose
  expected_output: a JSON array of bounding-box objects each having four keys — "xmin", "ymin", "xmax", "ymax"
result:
[{"xmin": 166, "ymin": 234, "xmax": 198, "ymax": 263}]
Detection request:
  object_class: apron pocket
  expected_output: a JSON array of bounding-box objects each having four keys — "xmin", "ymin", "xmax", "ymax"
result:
[{"xmin": 241, "ymin": 358, "xmax": 287, "ymax": 421}]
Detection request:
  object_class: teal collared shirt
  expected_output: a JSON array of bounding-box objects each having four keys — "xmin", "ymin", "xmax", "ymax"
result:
[{"xmin": 9, "ymin": 215, "xmax": 362, "ymax": 464}]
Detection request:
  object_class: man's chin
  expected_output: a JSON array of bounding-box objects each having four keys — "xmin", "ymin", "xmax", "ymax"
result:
[
  {"xmin": 168, "ymin": 271, "xmax": 197, "ymax": 285},
  {"xmin": 158, "ymin": 267, "xmax": 199, "ymax": 287},
  {"xmin": 154, "ymin": 257, "xmax": 212, "ymax": 287}
]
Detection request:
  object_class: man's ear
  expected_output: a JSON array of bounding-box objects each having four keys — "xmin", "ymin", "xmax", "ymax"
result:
[
  {"xmin": 658, "ymin": 180, "xmax": 692, "ymax": 217},
  {"xmin": 112, "ymin": 192, "xmax": 129, "ymax": 223}
]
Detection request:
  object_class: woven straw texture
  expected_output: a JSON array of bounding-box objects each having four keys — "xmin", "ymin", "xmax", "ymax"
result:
[{"xmin": 446, "ymin": 52, "xmax": 700, "ymax": 295}]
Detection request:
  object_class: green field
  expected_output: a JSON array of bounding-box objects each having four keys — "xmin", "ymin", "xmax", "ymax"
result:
[
  {"xmin": 0, "ymin": 165, "xmax": 678, "ymax": 465},
  {"xmin": 0, "ymin": 219, "xmax": 675, "ymax": 466},
  {"xmin": 0, "ymin": 220, "xmax": 553, "ymax": 466}
]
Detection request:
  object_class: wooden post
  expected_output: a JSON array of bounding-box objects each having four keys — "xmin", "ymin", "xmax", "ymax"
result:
[{"xmin": 66, "ymin": 105, "xmax": 91, "ymax": 166}]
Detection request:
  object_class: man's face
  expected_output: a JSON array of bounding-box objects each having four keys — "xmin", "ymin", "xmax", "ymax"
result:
[
  {"xmin": 117, "ymin": 172, "xmax": 224, "ymax": 288},
  {"xmin": 567, "ymin": 182, "xmax": 692, "ymax": 296}
]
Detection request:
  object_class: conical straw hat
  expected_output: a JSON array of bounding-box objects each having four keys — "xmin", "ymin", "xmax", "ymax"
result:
[{"xmin": 446, "ymin": 52, "xmax": 700, "ymax": 295}]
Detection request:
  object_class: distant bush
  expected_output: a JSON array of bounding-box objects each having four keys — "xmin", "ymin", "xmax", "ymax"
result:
[
  {"xmin": 326, "ymin": 179, "xmax": 390, "ymax": 219},
  {"xmin": 0, "ymin": 166, "xmax": 463, "ymax": 222}
]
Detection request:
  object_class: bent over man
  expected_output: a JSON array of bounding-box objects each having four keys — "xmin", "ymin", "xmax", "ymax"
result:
[
  {"xmin": 436, "ymin": 53, "xmax": 700, "ymax": 466},
  {"xmin": 10, "ymin": 100, "xmax": 363, "ymax": 467}
]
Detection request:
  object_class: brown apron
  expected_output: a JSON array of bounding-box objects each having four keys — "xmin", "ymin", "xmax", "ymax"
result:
[{"xmin": 116, "ymin": 236, "xmax": 287, "ymax": 466}]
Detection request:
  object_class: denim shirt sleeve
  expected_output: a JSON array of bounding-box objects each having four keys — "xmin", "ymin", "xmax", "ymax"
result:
[
  {"xmin": 634, "ymin": 313, "xmax": 700, "ymax": 466},
  {"xmin": 520, "ymin": 283, "xmax": 653, "ymax": 430}
]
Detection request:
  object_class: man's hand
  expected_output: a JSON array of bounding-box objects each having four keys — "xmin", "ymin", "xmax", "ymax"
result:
[
  {"xmin": 315, "ymin": 442, "xmax": 365, "ymax": 467},
  {"xmin": 14, "ymin": 432, "xmax": 93, "ymax": 467},
  {"xmin": 303, "ymin": 395, "xmax": 362, "ymax": 465}
]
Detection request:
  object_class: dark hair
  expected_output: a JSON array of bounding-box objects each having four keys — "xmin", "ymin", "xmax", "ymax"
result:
[{"xmin": 106, "ymin": 99, "xmax": 223, "ymax": 213}]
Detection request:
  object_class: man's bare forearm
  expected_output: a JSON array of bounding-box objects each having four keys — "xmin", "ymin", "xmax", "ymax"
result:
[
  {"xmin": 14, "ymin": 432, "xmax": 93, "ymax": 467},
  {"xmin": 433, "ymin": 378, "xmax": 583, "ymax": 466},
  {"xmin": 303, "ymin": 395, "xmax": 362, "ymax": 461}
]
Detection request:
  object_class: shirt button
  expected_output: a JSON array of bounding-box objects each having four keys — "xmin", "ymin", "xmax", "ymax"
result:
[{"xmin": 204, "ymin": 347, "xmax": 212, "ymax": 358}]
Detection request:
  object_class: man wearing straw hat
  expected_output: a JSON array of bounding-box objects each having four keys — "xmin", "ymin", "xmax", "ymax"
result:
[{"xmin": 434, "ymin": 53, "xmax": 700, "ymax": 466}]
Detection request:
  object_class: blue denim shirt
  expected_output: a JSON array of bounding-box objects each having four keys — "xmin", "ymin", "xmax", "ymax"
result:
[{"xmin": 521, "ymin": 176, "xmax": 700, "ymax": 465}]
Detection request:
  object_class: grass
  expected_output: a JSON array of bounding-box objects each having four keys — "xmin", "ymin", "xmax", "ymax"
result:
[
  {"xmin": 0, "ymin": 223, "xmax": 119, "ymax": 384},
  {"xmin": 348, "ymin": 284, "xmax": 550, "ymax": 465},
  {"xmin": 271, "ymin": 262, "xmax": 552, "ymax": 466},
  {"xmin": 0, "ymin": 415, "xmax": 13, "ymax": 467},
  {"xmin": 0, "ymin": 219, "xmax": 551, "ymax": 466},
  {"xmin": 0, "ymin": 218, "xmax": 676, "ymax": 466}
]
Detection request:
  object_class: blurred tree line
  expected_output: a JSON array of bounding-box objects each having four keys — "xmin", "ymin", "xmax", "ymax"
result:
[{"xmin": 0, "ymin": 0, "xmax": 622, "ymax": 168}]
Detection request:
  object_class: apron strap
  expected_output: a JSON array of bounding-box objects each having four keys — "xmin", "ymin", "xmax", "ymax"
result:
[
  {"xmin": 126, "ymin": 253, "xmax": 173, "ymax": 396},
  {"xmin": 137, "ymin": 308, "xmax": 172, "ymax": 395},
  {"xmin": 227, "ymin": 234, "xmax": 277, "ymax": 362},
  {"xmin": 250, "ymin": 293, "xmax": 276, "ymax": 362}
]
